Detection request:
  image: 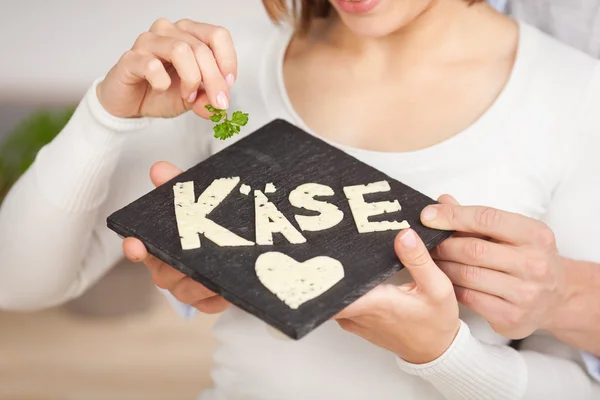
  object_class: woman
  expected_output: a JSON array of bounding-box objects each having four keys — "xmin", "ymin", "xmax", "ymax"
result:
[{"xmin": 0, "ymin": 0, "xmax": 598, "ymax": 398}]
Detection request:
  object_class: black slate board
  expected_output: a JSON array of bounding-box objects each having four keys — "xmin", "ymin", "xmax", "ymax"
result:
[{"xmin": 107, "ymin": 119, "xmax": 451, "ymax": 339}]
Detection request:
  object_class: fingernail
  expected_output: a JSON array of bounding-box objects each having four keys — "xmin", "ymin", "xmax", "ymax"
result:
[
  {"xmin": 226, "ymin": 74, "xmax": 235, "ymax": 88},
  {"xmin": 187, "ymin": 90, "xmax": 197, "ymax": 103},
  {"xmin": 421, "ymin": 206, "xmax": 438, "ymax": 221},
  {"xmin": 217, "ymin": 91, "xmax": 229, "ymax": 109},
  {"xmin": 399, "ymin": 229, "xmax": 417, "ymax": 249}
]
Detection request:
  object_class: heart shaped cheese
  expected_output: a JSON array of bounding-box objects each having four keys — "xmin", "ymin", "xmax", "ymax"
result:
[{"xmin": 255, "ymin": 252, "xmax": 345, "ymax": 309}]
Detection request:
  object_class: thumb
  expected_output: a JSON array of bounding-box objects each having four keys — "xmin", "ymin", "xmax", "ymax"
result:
[
  {"xmin": 150, "ymin": 161, "xmax": 183, "ymax": 188},
  {"xmin": 394, "ymin": 229, "xmax": 448, "ymax": 295}
]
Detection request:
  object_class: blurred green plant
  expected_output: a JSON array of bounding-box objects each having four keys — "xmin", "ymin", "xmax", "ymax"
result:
[{"xmin": 0, "ymin": 107, "xmax": 75, "ymax": 202}]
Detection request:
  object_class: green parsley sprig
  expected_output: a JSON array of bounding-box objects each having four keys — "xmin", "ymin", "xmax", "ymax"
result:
[{"xmin": 205, "ymin": 104, "xmax": 249, "ymax": 140}]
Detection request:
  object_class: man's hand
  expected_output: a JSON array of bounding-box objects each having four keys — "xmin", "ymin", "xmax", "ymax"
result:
[{"xmin": 421, "ymin": 195, "xmax": 566, "ymax": 339}]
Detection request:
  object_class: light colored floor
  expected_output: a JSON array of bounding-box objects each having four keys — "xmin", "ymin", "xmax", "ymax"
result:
[{"xmin": 0, "ymin": 294, "xmax": 218, "ymax": 400}]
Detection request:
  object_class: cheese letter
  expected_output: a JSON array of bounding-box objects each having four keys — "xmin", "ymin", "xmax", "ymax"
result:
[
  {"xmin": 255, "ymin": 190, "xmax": 307, "ymax": 245},
  {"xmin": 173, "ymin": 178, "xmax": 254, "ymax": 250},
  {"xmin": 289, "ymin": 183, "xmax": 344, "ymax": 232},
  {"xmin": 343, "ymin": 181, "xmax": 410, "ymax": 233}
]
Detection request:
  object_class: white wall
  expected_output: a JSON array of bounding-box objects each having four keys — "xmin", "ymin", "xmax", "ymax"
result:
[{"xmin": 0, "ymin": 0, "xmax": 269, "ymax": 103}]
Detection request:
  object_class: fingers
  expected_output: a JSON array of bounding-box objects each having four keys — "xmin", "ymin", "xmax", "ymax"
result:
[
  {"xmin": 133, "ymin": 32, "xmax": 202, "ymax": 102},
  {"xmin": 155, "ymin": 19, "xmax": 231, "ymax": 109},
  {"xmin": 149, "ymin": 19, "xmax": 205, "ymax": 102},
  {"xmin": 151, "ymin": 263, "xmax": 228, "ymax": 313},
  {"xmin": 144, "ymin": 255, "xmax": 227, "ymax": 312},
  {"xmin": 438, "ymin": 261, "xmax": 521, "ymax": 303},
  {"xmin": 150, "ymin": 161, "xmax": 183, "ymax": 187},
  {"xmin": 437, "ymin": 194, "xmax": 460, "ymax": 205},
  {"xmin": 190, "ymin": 91, "xmax": 212, "ymax": 118},
  {"xmin": 175, "ymin": 20, "xmax": 237, "ymax": 87},
  {"xmin": 118, "ymin": 50, "xmax": 172, "ymax": 92},
  {"xmin": 190, "ymin": 41, "xmax": 230, "ymax": 109},
  {"xmin": 122, "ymin": 237, "xmax": 148, "ymax": 262},
  {"xmin": 123, "ymin": 238, "xmax": 168, "ymax": 275},
  {"xmin": 122, "ymin": 229, "xmax": 228, "ymax": 313},
  {"xmin": 421, "ymin": 203, "xmax": 552, "ymax": 246},
  {"xmin": 336, "ymin": 318, "xmax": 367, "ymax": 336},
  {"xmin": 134, "ymin": 246, "xmax": 223, "ymax": 307},
  {"xmin": 144, "ymin": 27, "xmax": 229, "ymax": 109},
  {"xmin": 434, "ymin": 195, "xmax": 486, "ymax": 239},
  {"xmin": 146, "ymin": 258, "xmax": 186, "ymax": 289},
  {"xmin": 135, "ymin": 19, "xmax": 233, "ymax": 111},
  {"xmin": 122, "ymin": 237, "xmax": 187, "ymax": 290},
  {"xmin": 432, "ymin": 236, "xmax": 521, "ymax": 274},
  {"xmin": 170, "ymin": 276, "xmax": 215, "ymax": 303},
  {"xmin": 394, "ymin": 229, "xmax": 451, "ymax": 297},
  {"xmin": 192, "ymin": 295, "xmax": 232, "ymax": 314},
  {"xmin": 453, "ymin": 286, "xmax": 513, "ymax": 328}
]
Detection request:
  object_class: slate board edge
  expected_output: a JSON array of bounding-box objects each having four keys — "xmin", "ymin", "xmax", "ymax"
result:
[
  {"xmin": 106, "ymin": 217, "xmax": 310, "ymax": 339},
  {"xmin": 266, "ymin": 120, "xmax": 441, "ymax": 204},
  {"xmin": 107, "ymin": 216, "xmax": 453, "ymax": 340},
  {"xmin": 265, "ymin": 120, "xmax": 457, "ymax": 242}
]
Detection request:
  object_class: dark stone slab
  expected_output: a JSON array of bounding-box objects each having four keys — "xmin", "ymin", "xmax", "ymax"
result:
[{"xmin": 107, "ymin": 119, "xmax": 451, "ymax": 339}]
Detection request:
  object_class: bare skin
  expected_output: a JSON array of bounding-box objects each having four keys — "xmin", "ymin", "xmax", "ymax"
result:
[
  {"xmin": 284, "ymin": 1, "xmax": 517, "ymax": 152},
  {"xmin": 422, "ymin": 196, "xmax": 600, "ymax": 356},
  {"xmin": 97, "ymin": 18, "xmax": 236, "ymax": 120}
]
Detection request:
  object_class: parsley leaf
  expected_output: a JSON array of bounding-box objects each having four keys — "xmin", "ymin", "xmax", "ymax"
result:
[
  {"xmin": 214, "ymin": 122, "xmax": 233, "ymax": 140},
  {"xmin": 231, "ymin": 111, "xmax": 249, "ymax": 126},
  {"xmin": 210, "ymin": 113, "xmax": 225, "ymax": 123},
  {"xmin": 205, "ymin": 104, "xmax": 250, "ymax": 140}
]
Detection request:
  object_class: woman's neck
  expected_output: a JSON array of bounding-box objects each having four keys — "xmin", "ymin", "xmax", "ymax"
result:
[
  {"xmin": 283, "ymin": 0, "xmax": 518, "ymax": 152},
  {"xmin": 310, "ymin": 1, "xmax": 505, "ymax": 65}
]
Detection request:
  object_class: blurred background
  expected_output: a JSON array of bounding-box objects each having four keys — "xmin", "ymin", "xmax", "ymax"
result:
[{"xmin": 0, "ymin": 1, "xmax": 266, "ymax": 399}]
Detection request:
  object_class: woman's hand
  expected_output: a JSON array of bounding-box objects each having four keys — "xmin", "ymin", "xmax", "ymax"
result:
[
  {"xmin": 422, "ymin": 195, "xmax": 566, "ymax": 339},
  {"xmin": 335, "ymin": 229, "xmax": 461, "ymax": 365},
  {"xmin": 122, "ymin": 161, "xmax": 231, "ymax": 314},
  {"xmin": 97, "ymin": 18, "xmax": 236, "ymax": 119}
]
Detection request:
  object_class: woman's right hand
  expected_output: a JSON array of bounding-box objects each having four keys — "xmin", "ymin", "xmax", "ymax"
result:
[
  {"xmin": 122, "ymin": 161, "xmax": 232, "ymax": 314},
  {"xmin": 97, "ymin": 18, "xmax": 237, "ymax": 120}
]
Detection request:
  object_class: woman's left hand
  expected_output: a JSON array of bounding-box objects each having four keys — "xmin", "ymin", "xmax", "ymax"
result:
[
  {"xmin": 334, "ymin": 229, "xmax": 461, "ymax": 365},
  {"xmin": 422, "ymin": 195, "xmax": 566, "ymax": 340}
]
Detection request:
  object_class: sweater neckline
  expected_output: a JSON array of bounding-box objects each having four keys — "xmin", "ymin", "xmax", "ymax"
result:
[{"xmin": 261, "ymin": 20, "xmax": 538, "ymax": 167}]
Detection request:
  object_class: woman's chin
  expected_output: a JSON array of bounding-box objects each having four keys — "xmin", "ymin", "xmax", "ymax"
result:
[
  {"xmin": 333, "ymin": 2, "xmax": 431, "ymax": 39},
  {"xmin": 339, "ymin": 18, "xmax": 403, "ymax": 38}
]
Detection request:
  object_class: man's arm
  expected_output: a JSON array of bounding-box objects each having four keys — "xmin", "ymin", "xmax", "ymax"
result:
[{"xmin": 550, "ymin": 258, "xmax": 600, "ymax": 356}]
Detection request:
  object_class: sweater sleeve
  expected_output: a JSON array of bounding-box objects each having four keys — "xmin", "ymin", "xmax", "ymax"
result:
[
  {"xmin": 396, "ymin": 321, "xmax": 594, "ymax": 399},
  {"xmin": 540, "ymin": 65, "xmax": 600, "ymax": 265},
  {"xmin": 540, "ymin": 63, "xmax": 600, "ymax": 379},
  {"xmin": 0, "ymin": 78, "xmax": 208, "ymax": 310}
]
